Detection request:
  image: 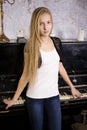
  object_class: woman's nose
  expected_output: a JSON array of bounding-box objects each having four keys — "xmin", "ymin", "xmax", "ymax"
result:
[{"xmin": 44, "ymin": 24, "xmax": 47, "ymax": 30}]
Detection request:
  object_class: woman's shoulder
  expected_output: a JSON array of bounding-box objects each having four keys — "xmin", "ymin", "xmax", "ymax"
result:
[
  {"xmin": 50, "ymin": 36, "xmax": 61, "ymax": 44},
  {"xmin": 50, "ymin": 36, "xmax": 64, "ymax": 62},
  {"xmin": 50, "ymin": 36, "xmax": 62, "ymax": 48}
]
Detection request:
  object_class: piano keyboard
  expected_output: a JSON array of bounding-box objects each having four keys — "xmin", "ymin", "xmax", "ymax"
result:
[
  {"xmin": 7, "ymin": 96, "xmax": 25, "ymax": 106},
  {"xmin": 11, "ymin": 92, "xmax": 87, "ymax": 106},
  {"xmin": 59, "ymin": 92, "xmax": 87, "ymax": 101},
  {"xmin": 8, "ymin": 92, "xmax": 87, "ymax": 106},
  {"xmin": 14, "ymin": 97, "xmax": 25, "ymax": 105},
  {"xmin": 59, "ymin": 85, "xmax": 87, "ymax": 101},
  {"xmin": 4, "ymin": 85, "xmax": 87, "ymax": 107}
]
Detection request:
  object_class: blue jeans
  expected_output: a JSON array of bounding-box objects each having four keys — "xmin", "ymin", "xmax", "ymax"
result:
[{"xmin": 26, "ymin": 95, "xmax": 61, "ymax": 130}]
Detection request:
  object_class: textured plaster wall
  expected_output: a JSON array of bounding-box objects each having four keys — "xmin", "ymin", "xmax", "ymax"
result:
[{"xmin": 3, "ymin": 0, "xmax": 87, "ymax": 40}]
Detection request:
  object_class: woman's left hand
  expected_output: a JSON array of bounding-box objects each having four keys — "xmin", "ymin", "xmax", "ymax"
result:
[{"xmin": 71, "ymin": 87, "xmax": 82, "ymax": 98}]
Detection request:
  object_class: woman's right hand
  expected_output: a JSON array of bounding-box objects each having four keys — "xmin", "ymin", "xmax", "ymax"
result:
[{"xmin": 3, "ymin": 98, "xmax": 16, "ymax": 110}]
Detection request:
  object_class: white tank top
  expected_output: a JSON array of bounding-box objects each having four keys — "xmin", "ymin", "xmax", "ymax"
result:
[{"xmin": 26, "ymin": 48, "xmax": 60, "ymax": 99}]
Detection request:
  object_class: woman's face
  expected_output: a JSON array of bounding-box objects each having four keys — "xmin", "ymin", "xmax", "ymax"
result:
[{"xmin": 38, "ymin": 13, "xmax": 53, "ymax": 37}]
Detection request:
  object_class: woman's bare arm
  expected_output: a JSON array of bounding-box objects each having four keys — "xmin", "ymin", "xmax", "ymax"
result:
[{"xmin": 59, "ymin": 62, "xmax": 81, "ymax": 98}]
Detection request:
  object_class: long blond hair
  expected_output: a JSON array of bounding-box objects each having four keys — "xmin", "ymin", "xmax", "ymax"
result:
[{"xmin": 24, "ymin": 7, "xmax": 53, "ymax": 84}]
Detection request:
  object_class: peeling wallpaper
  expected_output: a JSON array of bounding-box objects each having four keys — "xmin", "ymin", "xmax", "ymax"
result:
[{"xmin": 2, "ymin": 0, "xmax": 87, "ymax": 40}]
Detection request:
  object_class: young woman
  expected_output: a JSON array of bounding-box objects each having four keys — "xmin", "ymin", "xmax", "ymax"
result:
[{"xmin": 3, "ymin": 7, "xmax": 81, "ymax": 130}]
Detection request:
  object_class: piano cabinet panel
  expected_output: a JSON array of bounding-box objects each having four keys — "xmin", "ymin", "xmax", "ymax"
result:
[
  {"xmin": 59, "ymin": 75, "xmax": 87, "ymax": 87},
  {"xmin": 0, "ymin": 77, "xmax": 19, "ymax": 92},
  {"xmin": 0, "ymin": 108, "xmax": 29, "ymax": 129}
]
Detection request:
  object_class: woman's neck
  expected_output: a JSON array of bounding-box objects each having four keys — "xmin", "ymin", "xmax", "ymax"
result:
[{"xmin": 40, "ymin": 36, "xmax": 54, "ymax": 51}]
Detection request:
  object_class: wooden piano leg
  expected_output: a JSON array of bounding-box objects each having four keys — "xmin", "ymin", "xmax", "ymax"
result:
[
  {"xmin": 71, "ymin": 109, "xmax": 87, "ymax": 130},
  {"xmin": 81, "ymin": 109, "xmax": 87, "ymax": 125}
]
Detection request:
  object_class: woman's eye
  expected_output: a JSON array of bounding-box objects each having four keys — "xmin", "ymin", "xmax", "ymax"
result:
[{"xmin": 40, "ymin": 23, "xmax": 43, "ymax": 26}]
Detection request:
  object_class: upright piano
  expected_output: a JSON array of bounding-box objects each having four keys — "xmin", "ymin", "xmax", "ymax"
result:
[
  {"xmin": 59, "ymin": 41, "xmax": 87, "ymax": 107},
  {"xmin": 59, "ymin": 41, "xmax": 87, "ymax": 129},
  {"xmin": 0, "ymin": 41, "xmax": 87, "ymax": 130}
]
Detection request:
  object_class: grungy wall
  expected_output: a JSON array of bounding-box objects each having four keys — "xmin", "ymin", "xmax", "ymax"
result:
[{"xmin": 3, "ymin": 0, "xmax": 87, "ymax": 40}]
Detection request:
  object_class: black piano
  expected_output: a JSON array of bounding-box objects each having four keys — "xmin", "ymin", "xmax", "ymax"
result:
[
  {"xmin": 0, "ymin": 41, "xmax": 87, "ymax": 130},
  {"xmin": 59, "ymin": 41, "xmax": 87, "ymax": 130},
  {"xmin": 59, "ymin": 41, "xmax": 87, "ymax": 106}
]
